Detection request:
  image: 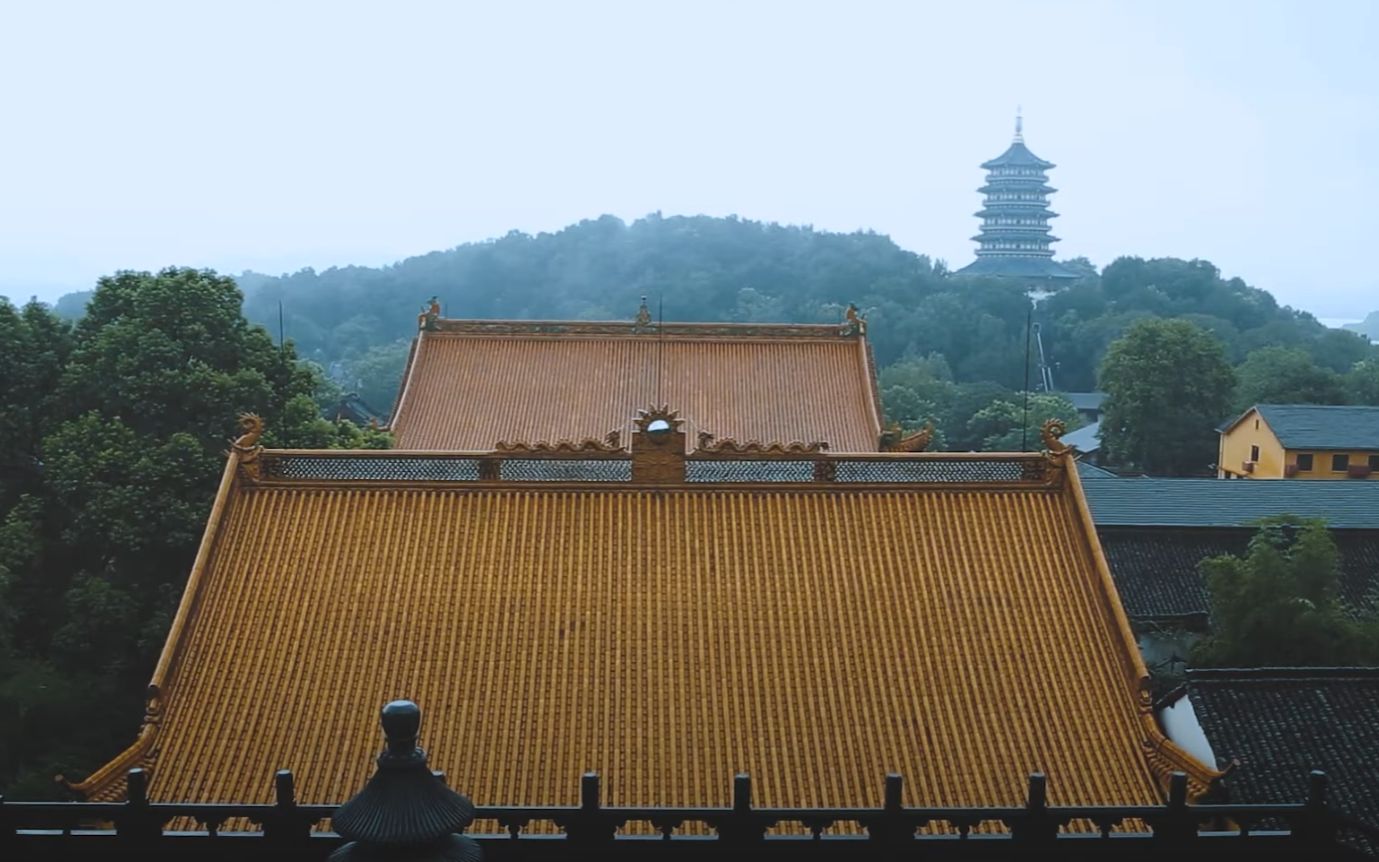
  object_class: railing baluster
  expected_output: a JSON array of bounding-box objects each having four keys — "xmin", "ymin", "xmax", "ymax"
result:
[
  {"xmin": 264, "ymin": 769, "xmax": 307, "ymax": 844},
  {"xmin": 118, "ymin": 768, "xmax": 159, "ymax": 842},
  {"xmin": 1013, "ymin": 772, "xmax": 1055, "ymax": 844},
  {"xmin": 1299, "ymin": 769, "xmax": 1336, "ymax": 847},
  {"xmin": 1156, "ymin": 771, "xmax": 1194, "ymax": 846},
  {"xmin": 567, "ymin": 771, "xmax": 614, "ymax": 846},
  {"xmin": 872, "ymin": 773, "xmax": 906, "ymax": 845}
]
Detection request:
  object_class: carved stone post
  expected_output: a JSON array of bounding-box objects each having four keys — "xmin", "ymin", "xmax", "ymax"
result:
[{"xmin": 329, "ymin": 700, "xmax": 481, "ymax": 862}]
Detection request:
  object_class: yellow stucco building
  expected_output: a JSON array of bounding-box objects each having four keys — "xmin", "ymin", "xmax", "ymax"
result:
[{"xmin": 1218, "ymin": 404, "xmax": 1379, "ymax": 480}]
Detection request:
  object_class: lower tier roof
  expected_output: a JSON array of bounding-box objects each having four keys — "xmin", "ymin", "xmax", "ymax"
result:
[
  {"xmin": 953, "ymin": 256, "xmax": 1080, "ymax": 280},
  {"xmin": 75, "ymin": 446, "xmax": 1211, "ymax": 808}
]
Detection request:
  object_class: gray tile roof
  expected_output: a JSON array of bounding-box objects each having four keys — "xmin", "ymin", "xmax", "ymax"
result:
[
  {"xmin": 1076, "ymin": 460, "xmax": 1116, "ymax": 479},
  {"xmin": 1251, "ymin": 405, "xmax": 1379, "ymax": 450},
  {"xmin": 1062, "ymin": 391, "xmax": 1106, "ymax": 412},
  {"xmin": 1100, "ymin": 527, "xmax": 1379, "ymax": 622},
  {"xmin": 1062, "ymin": 420, "xmax": 1101, "ymax": 453},
  {"xmin": 1082, "ymin": 477, "xmax": 1379, "ymax": 529},
  {"xmin": 1183, "ymin": 667, "xmax": 1379, "ymax": 839}
]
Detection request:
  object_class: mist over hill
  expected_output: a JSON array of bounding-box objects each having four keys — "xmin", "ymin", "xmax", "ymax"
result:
[{"xmin": 46, "ymin": 213, "xmax": 1377, "ymax": 437}]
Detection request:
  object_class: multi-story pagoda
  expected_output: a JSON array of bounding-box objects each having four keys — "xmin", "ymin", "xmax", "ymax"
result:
[{"xmin": 955, "ymin": 114, "xmax": 1078, "ymax": 280}]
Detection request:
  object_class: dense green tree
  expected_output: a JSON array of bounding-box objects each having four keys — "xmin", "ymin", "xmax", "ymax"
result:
[
  {"xmin": 964, "ymin": 394, "xmax": 1082, "ymax": 451},
  {"xmin": 1194, "ymin": 518, "xmax": 1379, "ymax": 667},
  {"xmin": 1349, "ymin": 358, "xmax": 1379, "ymax": 405},
  {"xmin": 1099, "ymin": 319, "xmax": 1236, "ymax": 475},
  {"xmin": 0, "ymin": 268, "xmax": 387, "ymax": 796},
  {"xmin": 1233, "ymin": 346, "xmax": 1347, "ymax": 411},
  {"xmin": 0, "ymin": 300, "xmax": 73, "ymax": 506},
  {"xmin": 338, "ymin": 339, "xmax": 412, "ymax": 417}
]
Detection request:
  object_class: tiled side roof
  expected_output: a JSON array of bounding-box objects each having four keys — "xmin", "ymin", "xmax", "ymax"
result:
[
  {"xmin": 76, "ymin": 449, "xmax": 1211, "ymax": 809},
  {"xmin": 389, "ymin": 321, "xmax": 883, "ymax": 451},
  {"xmin": 1186, "ymin": 668, "xmax": 1379, "ymax": 831},
  {"xmin": 1251, "ymin": 405, "xmax": 1379, "ymax": 450},
  {"xmin": 1062, "ymin": 421, "xmax": 1101, "ymax": 454},
  {"xmin": 952, "ymin": 256, "xmax": 1079, "ymax": 280},
  {"xmin": 1099, "ymin": 528, "xmax": 1379, "ymax": 623},
  {"xmin": 1083, "ymin": 478, "xmax": 1379, "ymax": 529}
]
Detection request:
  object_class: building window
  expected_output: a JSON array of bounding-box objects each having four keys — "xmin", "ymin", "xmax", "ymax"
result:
[
  {"xmin": 1370, "ymin": 454, "xmax": 1379, "ymax": 471},
  {"xmin": 1250, "ymin": 445, "xmax": 1260, "ymax": 461},
  {"xmin": 1332, "ymin": 454, "xmax": 1349, "ymax": 472},
  {"xmin": 1254, "ymin": 419, "xmax": 1260, "ymax": 430},
  {"xmin": 1297, "ymin": 453, "xmax": 1314, "ymax": 471}
]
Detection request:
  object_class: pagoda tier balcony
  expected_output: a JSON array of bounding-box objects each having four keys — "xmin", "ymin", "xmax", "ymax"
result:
[
  {"xmin": 982, "ymin": 196, "xmax": 1053, "ymax": 205},
  {"xmin": 974, "ymin": 247, "xmax": 1058, "ymax": 257},
  {"xmin": 979, "ymin": 183, "xmax": 1056, "ymax": 195},
  {"xmin": 979, "ymin": 231, "xmax": 1053, "ymax": 241},
  {"xmin": 975, "ymin": 207, "xmax": 1059, "ymax": 218},
  {"xmin": 978, "ymin": 222, "xmax": 1053, "ymax": 232},
  {"xmin": 976, "ymin": 235, "xmax": 1059, "ymax": 248}
]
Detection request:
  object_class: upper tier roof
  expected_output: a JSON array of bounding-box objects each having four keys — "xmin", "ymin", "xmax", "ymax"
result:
[
  {"xmin": 73, "ymin": 427, "xmax": 1212, "ymax": 810},
  {"xmin": 981, "ymin": 141, "xmax": 1055, "ymax": 170},
  {"xmin": 389, "ymin": 317, "xmax": 884, "ymax": 452}
]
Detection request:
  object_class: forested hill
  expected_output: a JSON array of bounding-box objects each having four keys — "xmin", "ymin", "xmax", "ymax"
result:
[{"xmin": 219, "ymin": 213, "xmax": 1366, "ymax": 412}]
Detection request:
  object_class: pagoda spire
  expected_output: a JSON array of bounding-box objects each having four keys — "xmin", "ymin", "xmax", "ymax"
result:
[{"xmin": 953, "ymin": 114, "xmax": 1077, "ymax": 281}]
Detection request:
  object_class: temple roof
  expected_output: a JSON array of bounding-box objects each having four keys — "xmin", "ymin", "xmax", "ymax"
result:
[
  {"xmin": 953, "ymin": 256, "xmax": 1080, "ymax": 280},
  {"xmin": 73, "ymin": 432, "xmax": 1212, "ymax": 809},
  {"xmin": 1097, "ymin": 527, "xmax": 1379, "ymax": 624},
  {"xmin": 1081, "ymin": 476, "xmax": 1379, "ymax": 529},
  {"xmin": 389, "ymin": 317, "xmax": 883, "ymax": 452},
  {"xmin": 1175, "ymin": 667, "xmax": 1379, "ymax": 836}
]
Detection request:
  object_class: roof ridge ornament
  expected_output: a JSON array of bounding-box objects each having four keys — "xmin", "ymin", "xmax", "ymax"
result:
[
  {"xmin": 494, "ymin": 435, "xmax": 624, "ymax": 454},
  {"xmin": 842, "ymin": 303, "xmax": 867, "ymax": 336},
  {"xmin": 330, "ymin": 700, "xmax": 480, "ymax": 861},
  {"xmin": 695, "ymin": 433, "xmax": 828, "ymax": 455},
  {"xmin": 880, "ymin": 422, "xmax": 934, "ymax": 453},
  {"xmin": 417, "ymin": 296, "xmax": 441, "ymax": 331},
  {"xmin": 1040, "ymin": 418, "xmax": 1071, "ymax": 457},
  {"xmin": 231, "ymin": 413, "xmax": 264, "ymax": 458},
  {"xmin": 1014, "ymin": 106, "xmax": 1024, "ymax": 143},
  {"xmin": 634, "ymin": 296, "xmax": 653, "ymax": 329}
]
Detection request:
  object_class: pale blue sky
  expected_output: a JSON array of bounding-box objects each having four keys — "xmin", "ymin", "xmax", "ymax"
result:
[{"xmin": 1, "ymin": 1, "xmax": 1375, "ymax": 318}]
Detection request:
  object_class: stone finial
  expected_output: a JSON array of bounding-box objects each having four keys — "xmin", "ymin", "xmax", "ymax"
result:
[
  {"xmin": 635, "ymin": 296, "xmax": 652, "ymax": 328},
  {"xmin": 329, "ymin": 700, "xmax": 480, "ymax": 862}
]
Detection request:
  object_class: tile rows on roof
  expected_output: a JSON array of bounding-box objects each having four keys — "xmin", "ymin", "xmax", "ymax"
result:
[
  {"xmin": 1245, "ymin": 405, "xmax": 1379, "ymax": 450},
  {"xmin": 1081, "ymin": 478, "xmax": 1379, "ymax": 530},
  {"xmin": 1184, "ymin": 668, "xmax": 1379, "ymax": 834},
  {"xmin": 77, "ymin": 450, "xmax": 1206, "ymax": 810},
  {"xmin": 390, "ymin": 327, "xmax": 882, "ymax": 452},
  {"xmin": 1099, "ymin": 528, "xmax": 1379, "ymax": 623}
]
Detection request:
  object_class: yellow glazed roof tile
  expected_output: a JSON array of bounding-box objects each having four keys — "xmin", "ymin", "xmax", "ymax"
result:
[
  {"xmin": 77, "ymin": 448, "xmax": 1214, "ymax": 809},
  {"xmin": 389, "ymin": 321, "xmax": 883, "ymax": 451}
]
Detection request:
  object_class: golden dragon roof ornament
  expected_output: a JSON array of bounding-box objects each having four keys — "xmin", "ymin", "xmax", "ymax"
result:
[
  {"xmin": 1041, "ymin": 418, "xmax": 1071, "ymax": 456},
  {"xmin": 880, "ymin": 422, "xmax": 934, "ymax": 453}
]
